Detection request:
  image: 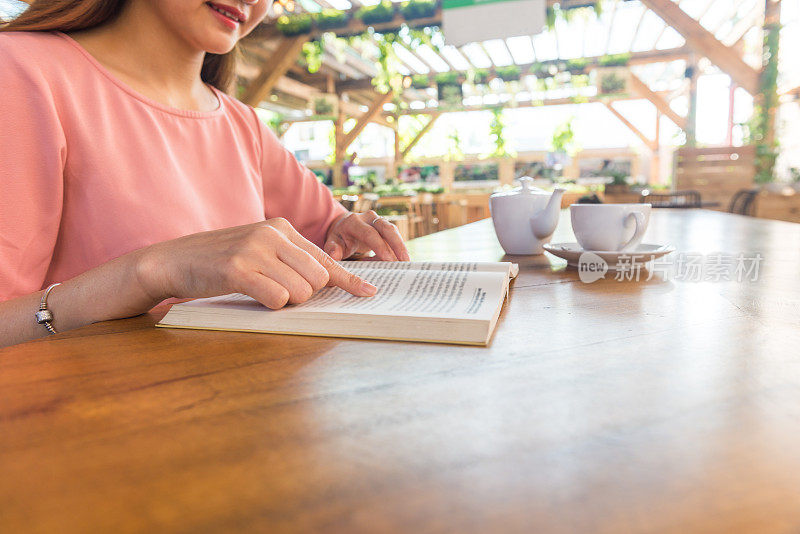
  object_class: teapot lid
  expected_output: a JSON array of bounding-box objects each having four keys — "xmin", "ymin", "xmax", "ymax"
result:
[{"xmin": 490, "ymin": 176, "xmax": 547, "ymax": 198}]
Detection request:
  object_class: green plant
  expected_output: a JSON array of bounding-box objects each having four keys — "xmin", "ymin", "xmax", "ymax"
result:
[
  {"xmin": 301, "ymin": 40, "xmax": 325, "ymax": 73},
  {"xmin": 546, "ymin": 2, "xmax": 601, "ymax": 30},
  {"xmin": 400, "ymin": 0, "xmax": 436, "ymax": 20},
  {"xmin": 455, "ymin": 163, "xmax": 499, "ymax": 182},
  {"xmin": 606, "ymin": 169, "xmax": 629, "ymax": 186},
  {"xmin": 410, "ymin": 74, "xmax": 431, "ymax": 89},
  {"xmin": 598, "ymin": 72, "xmax": 626, "ymax": 94},
  {"xmin": 371, "ymin": 32, "xmax": 404, "ymax": 95},
  {"xmin": 566, "ymin": 58, "xmax": 589, "ymax": 73},
  {"xmin": 357, "ymin": 1, "xmax": 395, "ymax": 25},
  {"xmin": 529, "ymin": 62, "xmax": 550, "ymax": 78},
  {"xmin": 487, "ymin": 106, "xmax": 515, "ymax": 158},
  {"xmin": 748, "ymin": 21, "xmax": 781, "ymax": 183},
  {"xmin": 550, "ymin": 117, "xmax": 577, "ymax": 155},
  {"xmin": 496, "ymin": 65, "xmax": 521, "ymax": 82},
  {"xmin": 571, "ymin": 74, "xmax": 590, "ymax": 88},
  {"xmin": 435, "ymin": 72, "xmax": 462, "ymax": 107},
  {"xmin": 313, "ymin": 97, "xmax": 333, "ymax": 116},
  {"xmin": 598, "ymin": 53, "xmax": 631, "ymax": 67},
  {"xmin": 276, "ymin": 14, "xmax": 312, "ymax": 36},
  {"xmin": 444, "ymin": 128, "xmax": 464, "ymax": 162},
  {"xmin": 471, "ymin": 68, "xmax": 490, "ymax": 85},
  {"xmin": 434, "ymin": 71, "xmax": 460, "ymax": 85},
  {"xmin": 315, "ymin": 9, "xmax": 348, "ymax": 30}
]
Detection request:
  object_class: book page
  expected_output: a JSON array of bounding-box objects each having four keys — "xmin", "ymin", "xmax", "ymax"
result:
[
  {"xmin": 180, "ymin": 265, "xmax": 508, "ymax": 321},
  {"xmin": 341, "ymin": 261, "xmax": 518, "ymax": 278}
]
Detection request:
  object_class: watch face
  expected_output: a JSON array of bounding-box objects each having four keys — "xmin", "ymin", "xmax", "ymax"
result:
[{"xmin": 36, "ymin": 310, "xmax": 54, "ymax": 324}]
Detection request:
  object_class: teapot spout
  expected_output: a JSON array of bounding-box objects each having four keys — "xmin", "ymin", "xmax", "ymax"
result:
[{"xmin": 530, "ymin": 188, "xmax": 565, "ymax": 239}]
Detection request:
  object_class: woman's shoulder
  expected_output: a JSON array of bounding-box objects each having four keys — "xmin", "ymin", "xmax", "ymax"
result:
[
  {"xmin": 0, "ymin": 31, "xmax": 76, "ymax": 83},
  {"xmin": 217, "ymin": 90, "xmax": 266, "ymax": 137},
  {"xmin": 0, "ymin": 30, "xmax": 68, "ymax": 62}
]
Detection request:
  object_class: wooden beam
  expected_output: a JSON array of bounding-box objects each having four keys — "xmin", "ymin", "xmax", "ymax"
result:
[
  {"xmin": 390, "ymin": 91, "xmax": 673, "ymax": 116},
  {"xmin": 335, "ymin": 46, "xmax": 691, "ymax": 94},
  {"xmin": 639, "ymin": 0, "xmax": 759, "ymax": 94},
  {"xmin": 401, "ymin": 115, "xmax": 439, "ymax": 159},
  {"xmin": 333, "ymin": 107, "xmax": 346, "ymax": 188},
  {"xmin": 241, "ymin": 36, "xmax": 309, "ymax": 107},
  {"xmin": 628, "ymin": 73, "xmax": 687, "ymax": 130},
  {"xmin": 604, "ymin": 102, "xmax": 657, "ymax": 151},
  {"xmin": 342, "ymin": 92, "xmax": 393, "ymax": 149}
]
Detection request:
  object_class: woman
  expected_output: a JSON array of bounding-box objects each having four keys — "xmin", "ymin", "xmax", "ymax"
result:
[{"xmin": 0, "ymin": 0, "xmax": 409, "ymax": 347}]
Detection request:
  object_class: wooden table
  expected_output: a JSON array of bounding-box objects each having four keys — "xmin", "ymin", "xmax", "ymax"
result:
[{"xmin": 2, "ymin": 210, "xmax": 800, "ymax": 533}]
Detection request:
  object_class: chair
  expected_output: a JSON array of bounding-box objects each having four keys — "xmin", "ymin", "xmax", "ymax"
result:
[
  {"xmin": 411, "ymin": 193, "xmax": 438, "ymax": 237},
  {"xmin": 728, "ymin": 189, "xmax": 759, "ymax": 216},
  {"xmin": 639, "ymin": 190, "xmax": 702, "ymax": 208}
]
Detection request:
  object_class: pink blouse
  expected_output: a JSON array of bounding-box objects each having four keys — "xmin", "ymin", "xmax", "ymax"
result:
[{"xmin": 0, "ymin": 31, "xmax": 346, "ymax": 301}]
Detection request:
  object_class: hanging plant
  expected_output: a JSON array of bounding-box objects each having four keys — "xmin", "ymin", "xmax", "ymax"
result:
[
  {"xmin": 597, "ymin": 70, "xmax": 628, "ymax": 95},
  {"xmin": 598, "ymin": 53, "xmax": 631, "ymax": 67},
  {"xmin": 566, "ymin": 58, "xmax": 589, "ymax": 74},
  {"xmin": 301, "ymin": 40, "xmax": 325, "ymax": 73},
  {"xmin": 488, "ymin": 106, "xmax": 515, "ymax": 158},
  {"xmin": 407, "ymin": 26, "xmax": 441, "ymax": 52},
  {"xmin": 496, "ymin": 65, "xmax": 521, "ymax": 82},
  {"xmin": 550, "ymin": 117, "xmax": 577, "ymax": 156},
  {"xmin": 371, "ymin": 32, "xmax": 404, "ymax": 96},
  {"xmin": 471, "ymin": 68, "xmax": 491, "ymax": 85},
  {"xmin": 357, "ymin": 1, "xmax": 396, "ymax": 25},
  {"xmin": 546, "ymin": 2, "xmax": 601, "ymax": 31},
  {"xmin": 400, "ymin": 0, "xmax": 436, "ymax": 21},
  {"xmin": 410, "ymin": 74, "xmax": 431, "ymax": 89},
  {"xmin": 444, "ymin": 128, "xmax": 464, "ymax": 162},
  {"xmin": 748, "ymin": 21, "xmax": 781, "ymax": 184},
  {"xmin": 313, "ymin": 97, "xmax": 334, "ymax": 116},
  {"xmin": 315, "ymin": 9, "xmax": 348, "ymax": 30},
  {"xmin": 435, "ymin": 71, "xmax": 462, "ymax": 107},
  {"xmin": 529, "ymin": 62, "xmax": 550, "ymax": 79},
  {"xmin": 276, "ymin": 14, "xmax": 312, "ymax": 36}
]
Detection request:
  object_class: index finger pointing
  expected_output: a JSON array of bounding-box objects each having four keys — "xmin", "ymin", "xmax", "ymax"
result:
[
  {"xmin": 282, "ymin": 229, "xmax": 377, "ymax": 297},
  {"xmin": 325, "ymin": 259, "xmax": 377, "ymax": 297}
]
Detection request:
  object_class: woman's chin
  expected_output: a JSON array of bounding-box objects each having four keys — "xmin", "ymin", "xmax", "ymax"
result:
[{"xmin": 198, "ymin": 33, "xmax": 239, "ymax": 55}]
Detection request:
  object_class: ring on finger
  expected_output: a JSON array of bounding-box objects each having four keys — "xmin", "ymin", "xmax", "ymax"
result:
[{"xmin": 370, "ymin": 216, "xmax": 385, "ymax": 227}]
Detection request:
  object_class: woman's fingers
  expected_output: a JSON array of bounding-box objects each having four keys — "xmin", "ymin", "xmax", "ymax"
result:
[
  {"xmin": 275, "ymin": 222, "xmax": 377, "ymax": 297},
  {"xmin": 258, "ymin": 259, "xmax": 314, "ymax": 304},
  {"xmin": 276, "ymin": 241, "xmax": 331, "ymax": 291},
  {"xmin": 357, "ymin": 222, "xmax": 398, "ymax": 261},
  {"xmin": 371, "ymin": 217, "xmax": 411, "ymax": 261},
  {"xmin": 237, "ymin": 270, "xmax": 290, "ymax": 310}
]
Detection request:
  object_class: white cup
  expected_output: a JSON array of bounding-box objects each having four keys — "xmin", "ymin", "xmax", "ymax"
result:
[{"xmin": 570, "ymin": 203, "xmax": 651, "ymax": 251}]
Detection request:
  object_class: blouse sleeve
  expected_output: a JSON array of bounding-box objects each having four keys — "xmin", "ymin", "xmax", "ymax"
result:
[
  {"xmin": 255, "ymin": 116, "xmax": 347, "ymax": 248},
  {"xmin": 0, "ymin": 39, "xmax": 67, "ymax": 301}
]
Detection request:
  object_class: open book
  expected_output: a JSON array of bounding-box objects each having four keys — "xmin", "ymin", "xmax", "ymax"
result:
[{"xmin": 157, "ymin": 261, "xmax": 519, "ymax": 346}]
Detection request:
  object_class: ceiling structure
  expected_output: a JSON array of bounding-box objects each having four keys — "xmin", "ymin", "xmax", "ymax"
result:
[
  {"xmin": 238, "ymin": 0, "xmax": 771, "ymax": 185},
  {"xmin": 240, "ymin": 0, "xmax": 765, "ymax": 121}
]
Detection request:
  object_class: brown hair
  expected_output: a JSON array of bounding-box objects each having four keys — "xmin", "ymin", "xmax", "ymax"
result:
[{"xmin": 1, "ymin": 0, "xmax": 238, "ymax": 93}]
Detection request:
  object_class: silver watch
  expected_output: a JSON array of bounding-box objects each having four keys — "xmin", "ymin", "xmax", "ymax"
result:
[{"xmin": 36, "ymin": 283, "xmax": 61, "ymax": 335}]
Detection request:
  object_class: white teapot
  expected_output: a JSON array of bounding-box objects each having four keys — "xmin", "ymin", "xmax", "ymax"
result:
[{"xmin": 489, "ymin": 177, "xmax": 565, "ymax": 255}]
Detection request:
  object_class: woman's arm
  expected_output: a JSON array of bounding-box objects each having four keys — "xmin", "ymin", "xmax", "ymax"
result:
[
  {"xmin": 0, "ymin": 248, "xmax": 159, "ymax": 347},
  {"xmin": 0, "ymin": 218, "xmax": 377, "ymax": 348},
  {"xmin": 253, "ymin": 114, "xmax": 409, "ymax": 261}
]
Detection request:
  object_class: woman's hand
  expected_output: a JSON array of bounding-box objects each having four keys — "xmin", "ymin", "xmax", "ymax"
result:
[
  {"xmin": 323, "ymin": 211, "xmax": 411, "ymax": 262},
  {"xmin": 136, "ymin": 218, "xmax": 377, "ymax": 310}
]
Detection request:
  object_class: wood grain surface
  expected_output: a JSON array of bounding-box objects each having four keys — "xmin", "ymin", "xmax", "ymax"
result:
[{"xmin": 2, "ymin": 209, "xmax": 799, "ymax": 534}]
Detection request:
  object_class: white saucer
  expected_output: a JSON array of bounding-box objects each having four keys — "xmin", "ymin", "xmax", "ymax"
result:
[{"xmin": 543, "ymin": 243, "xmax": 676, "ymax": 268}]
